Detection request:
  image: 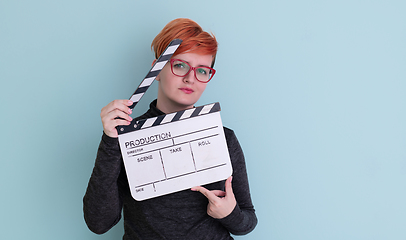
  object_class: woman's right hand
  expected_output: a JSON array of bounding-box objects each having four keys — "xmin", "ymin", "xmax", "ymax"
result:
[{"xmin": 100, "ymin": 100, "xmax": 133, "ymax": 138}]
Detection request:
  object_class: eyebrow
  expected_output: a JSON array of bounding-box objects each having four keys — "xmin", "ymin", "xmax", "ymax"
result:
[{"xmin": 177, "ymin": 59, "xmax": 210, "ymax": 68}]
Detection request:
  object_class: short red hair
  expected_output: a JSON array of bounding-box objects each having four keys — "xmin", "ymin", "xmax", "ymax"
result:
[{"xmin": 151, "ymin": 18, "xmax": 218, "ymax": 65}]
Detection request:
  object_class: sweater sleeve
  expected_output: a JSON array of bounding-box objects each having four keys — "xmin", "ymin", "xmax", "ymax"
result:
[
  {"xmin": 217, "ymin": 128, "xmax": 258, "ymax": 235},
  {"xmin": 83, "ymin": 133, "xmax": 124, "ymax": 234}
]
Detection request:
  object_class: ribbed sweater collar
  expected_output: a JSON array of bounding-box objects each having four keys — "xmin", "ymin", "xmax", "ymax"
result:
[{"xmin": 137, "ymin": 99, "xmax": 165, "ymax": 120}]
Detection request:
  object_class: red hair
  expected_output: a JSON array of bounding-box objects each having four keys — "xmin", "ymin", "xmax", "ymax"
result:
[{"xmin": 151, "ymin": 18, "xmax": 218, "ymax": 65}]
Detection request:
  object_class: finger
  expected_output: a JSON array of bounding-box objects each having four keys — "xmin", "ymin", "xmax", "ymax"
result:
[
  {"xmin": 211, "ymin": 190, "xmax": 226, "ymax": 197},
  {"xmin": 102, "ymin": 100, "xmax": 133, "ymax": 117},
  {"xmin": 103, "ymin": 117, "xmax": 132, "ymax": 131},
  {"xmin": 103, "ymin": 117, "xmax": 131, "ymax": 130},
  {"xmin": 225, "ymin": 176, "xmax": 234, "ymax": 197},
  {"xmin": 101, "ymin": 109, "xmax": 132, "ymax": 134},
  {"xmin": 111, "ymin": 118, "xmax": 132, "ymax": 127},
  {"xmin": 111, "ymin": 99, "xmax": 134, "ymax": 107},
  {"xmin": 104, "ymin": 109, "xmax": 133, "ymax": 122},
  {"xmin": 111, "ymin": 100, "xmax": 133, "ymax": 115},
  {"xmin": 191, "ymin": 186, "xmax": 218, "ymax": 203}
]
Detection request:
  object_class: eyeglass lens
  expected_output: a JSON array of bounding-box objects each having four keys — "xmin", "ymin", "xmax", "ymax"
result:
[{"xmin": 171, "ymin": 60, "xmax": 213, "ymax": 82}]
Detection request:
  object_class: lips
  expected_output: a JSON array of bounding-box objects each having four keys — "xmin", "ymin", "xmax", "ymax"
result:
[{"xmin": 179, "ymin": 87, "xmax": 194, "ymax": 94}]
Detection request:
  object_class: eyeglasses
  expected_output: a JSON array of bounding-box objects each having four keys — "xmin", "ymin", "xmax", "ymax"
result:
[{"xmin": 170, "ymin": 59, "xmax": 216, "ymax": 83}]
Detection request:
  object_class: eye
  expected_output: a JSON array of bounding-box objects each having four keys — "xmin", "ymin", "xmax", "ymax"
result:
[
  {"xmin": 196, "ymin": 68, "xmax": 208, "ymax": 75},
  {"xmin": 173, "ymin": 61, "xmax": 187, "ymax": 69}
]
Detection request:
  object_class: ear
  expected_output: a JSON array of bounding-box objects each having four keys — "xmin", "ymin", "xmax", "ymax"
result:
[{"xmin": 151, "ymin": 59, "xmax": 160, "ymax": 81}]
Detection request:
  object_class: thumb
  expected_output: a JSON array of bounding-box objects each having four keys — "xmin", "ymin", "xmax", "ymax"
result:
[{"xmin": 225, "ymin": 176, "xmax": 234, "ymax": 197}]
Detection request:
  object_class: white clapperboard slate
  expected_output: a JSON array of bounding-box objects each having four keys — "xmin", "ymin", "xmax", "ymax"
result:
[{"xmin": 116, "ymin": 39, "xmax": 232, "ymax": 201}]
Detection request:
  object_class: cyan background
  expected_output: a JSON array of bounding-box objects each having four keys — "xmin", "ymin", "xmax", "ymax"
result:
[{"xmin": 1, "ymin": 0, "xmax": 405, "ymax": 239}]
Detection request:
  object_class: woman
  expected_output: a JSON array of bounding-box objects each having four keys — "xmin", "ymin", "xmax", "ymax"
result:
[{"xmin": 83, "ymin": 18, "xmax": 257, "ymax": 240}]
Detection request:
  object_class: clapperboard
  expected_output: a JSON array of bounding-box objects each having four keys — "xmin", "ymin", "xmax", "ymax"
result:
[{"xmin": 117, "ymin": 39, "xmax": 232, "ymax": 201}]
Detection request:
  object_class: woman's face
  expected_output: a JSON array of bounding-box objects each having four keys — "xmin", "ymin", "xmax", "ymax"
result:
[{"xmin": 156, "ymin": 52, "xmax": 213, "ymax": 114}]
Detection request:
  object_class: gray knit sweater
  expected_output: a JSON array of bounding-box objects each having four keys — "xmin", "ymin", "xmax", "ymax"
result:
[{"xmin": 83, "ymin": 100, "xmax": 257, "ymax": 239}]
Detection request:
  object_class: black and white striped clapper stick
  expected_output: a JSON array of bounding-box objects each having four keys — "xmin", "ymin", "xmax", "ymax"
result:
[
  {"xmin": 118, "ymin": 102, "xmax": 221, "ymax": 134},
  {"xmin": 128, "ymin": 39, "xmax": 182, "ymax": 109}
]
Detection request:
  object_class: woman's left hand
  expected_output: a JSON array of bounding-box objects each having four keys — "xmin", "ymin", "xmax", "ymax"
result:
[{"xmin": 191, "ymin": 176, "xmax": 236, "ymax": 219}]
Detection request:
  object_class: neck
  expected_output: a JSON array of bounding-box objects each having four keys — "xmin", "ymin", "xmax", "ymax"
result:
[{"xmin": 156, "ymin": 98, "xmax": 194, "ymax": 114}]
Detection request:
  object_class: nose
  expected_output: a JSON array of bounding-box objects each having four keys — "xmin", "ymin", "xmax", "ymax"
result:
[{"xmin": 183, "ymin": 68, "xmax": 195, "ymax": 83}]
